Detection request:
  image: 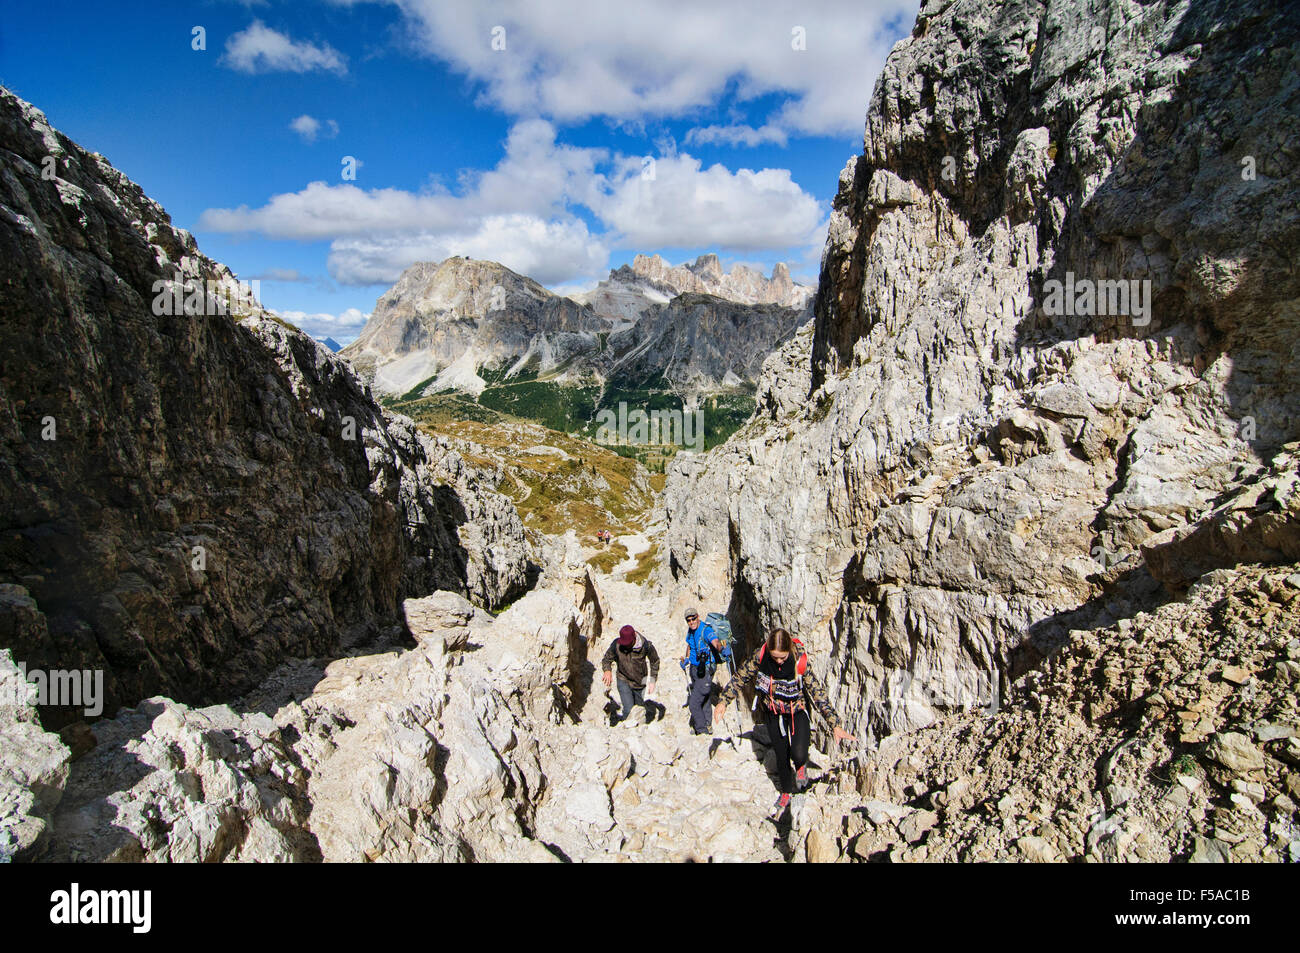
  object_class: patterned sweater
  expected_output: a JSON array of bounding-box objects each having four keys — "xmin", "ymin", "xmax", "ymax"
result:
[{"xmin": 719, "ymin": 646, "xmax": 841, "ymax": 728}]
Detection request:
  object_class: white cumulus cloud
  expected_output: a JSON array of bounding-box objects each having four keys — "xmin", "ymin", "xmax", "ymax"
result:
[
  {"xmin": 199, "ymin": 181, "xmax": 465, "ymax": 240},
  {"xmin": 273, "ymin": 307, "xmax": 370, "ymax": 340},
  {"xmin": 593, "ymin": 154, "xmax": 823, "ymax": 251},
  {"xmin": 684, "ymin": 123, "xmax": 789, "ymax": 148},
  {"xmin": 289, "ymin": 115, "xmax": 340, "ymax": 142},
  {"xmin": 222, "ymin": 20, "xmax": 348, "ymax": 75},
  {"xmin": 199, "ymin": 119, "xmax": 824, "ymax": 285},
  {"xmin": 327, "ymin": 215, "xmax": 609, "ymax": 286},
  {"xmin": 357, "ymin": 0, "xmax": 914, "ymax": 139}
]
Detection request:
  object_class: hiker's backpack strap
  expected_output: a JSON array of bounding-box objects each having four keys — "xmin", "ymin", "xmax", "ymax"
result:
[
  {"xmin": 787, "ymin": 637, "xmax": 808, "ymax": 676},
  {"xmin": 759, "ymin": 641, "xmax": 808, "ymax": 675}
]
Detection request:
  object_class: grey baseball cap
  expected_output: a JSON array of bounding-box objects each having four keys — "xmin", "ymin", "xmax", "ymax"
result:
[{"xmin": 685, "ymin": 607, "xmax": 699, "ymax": 619}]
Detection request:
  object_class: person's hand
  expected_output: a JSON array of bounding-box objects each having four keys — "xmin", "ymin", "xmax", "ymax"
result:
[
  {"xmin": 713, "ymin": 702, "xmax": 726, "ymax": 723},
  {"xmin": 647, "ymin": 681, "xmax": 656, "ymax": 696},
  {"xmin": 833, "ymin": 726, "xmax": 856, "ymax": 744},
  {"xmin": 602, "ymin": 670, "xmax": 613, "ymax": 688}
]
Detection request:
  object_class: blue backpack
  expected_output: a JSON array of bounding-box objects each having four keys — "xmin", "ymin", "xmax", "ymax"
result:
[{"xmin": 704, "ymin": 612, "xmax": 735, "ymax": 662}]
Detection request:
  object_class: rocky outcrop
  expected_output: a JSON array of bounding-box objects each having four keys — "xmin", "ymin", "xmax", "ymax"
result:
[
  {"xmin": 0, "ymin": 87, "xmax": 531, "ymax": 734},
  {"xmin": 25, "ymin": 570, "xmax": 800, "ymax": 863},
  {"xmin": 0, "ymin": 648, "xmax": 70, "ymax": 859},
  {"xmin": 1141, "ymin": 447, "xmax": 1300, "ymax": 588},
  {"xmin": 39, "ymin": 587, "xmax": 587, "ymax": 863},
  {"xmin": 665, "ymin": 0, "xmax": 1300, "ymax": 744},
  {"xmin": 14, "ymin": 548, "xmax": 1298, "ymax": 864},
  {"xmin": 15, "ymin": 567, "xmax": 869, "ymax": 863},
  {"xmin": 840, "ymin": 565, "xmax": 1300, "ymax": 863}
]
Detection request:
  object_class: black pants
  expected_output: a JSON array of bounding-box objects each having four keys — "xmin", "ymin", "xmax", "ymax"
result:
[{"xmin": 766, "ymin": 708, "xmax": 810, "ymax": 794}]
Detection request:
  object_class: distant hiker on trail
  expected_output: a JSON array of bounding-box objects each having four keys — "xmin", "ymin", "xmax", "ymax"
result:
[
  {"xmin": 715, "ymin": 627, "xmax": 855, "ymax": 820},
  {"xmin": 602, "ymin": 624, "xmax": 659, "ymax": 725},
  {"xmin": 680, "ymin": 607, "xmax": 722, "ymax": 735}
]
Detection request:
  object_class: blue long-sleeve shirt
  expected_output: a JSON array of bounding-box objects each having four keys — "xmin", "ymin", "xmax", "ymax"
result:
[{"xmin": 684, "ymin": 622, "xmax": 717, "ymax": 667}]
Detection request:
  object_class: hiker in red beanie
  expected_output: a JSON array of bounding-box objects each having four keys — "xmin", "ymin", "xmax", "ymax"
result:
[{"xmin": 601, "ymin": 624, "xmax": 660, "ymax": 725}]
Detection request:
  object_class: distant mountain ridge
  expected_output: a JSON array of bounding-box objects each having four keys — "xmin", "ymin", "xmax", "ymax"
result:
[
  {"xmin": 342, "ymin": 253, "xmax": 812, "ymax": 402},
  {"xmin": 570, "ymin": 253, "xmax": 813, "ymax": 326},
  {"xmin": 344, "ymin": 257, "xmax": 610, "ymax": 397}
]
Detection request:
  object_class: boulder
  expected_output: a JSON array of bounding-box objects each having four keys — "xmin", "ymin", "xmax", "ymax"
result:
[{"xmin": 1206, "ymin": 732, "xmax": 1266, "ymax": 774}]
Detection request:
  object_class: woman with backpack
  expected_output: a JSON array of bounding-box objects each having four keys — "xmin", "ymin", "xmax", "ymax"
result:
[{"xmin": 714, "ymin": 627, "xmax": 855, "ymax": 820}]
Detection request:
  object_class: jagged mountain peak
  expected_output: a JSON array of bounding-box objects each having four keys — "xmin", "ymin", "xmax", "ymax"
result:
[
  {"xmin": 687, "ymin": 252, "xmax": 723, "ymax": 280},
  {"xmin": 609, "ymin": 252, "xmax": 811, "ymax": 308},
  {"xmin": 375, "ymin": 256, "xmax": 556, "ymax": 316},
  {"xmin": 344, "ymin": 256, "xmax": 609, "ymax": 396}
]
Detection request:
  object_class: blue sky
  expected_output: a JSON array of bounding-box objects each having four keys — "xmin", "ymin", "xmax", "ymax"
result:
[{"xmin": 1, "ymin": 0, "xmax": 915, "ymax": 342}]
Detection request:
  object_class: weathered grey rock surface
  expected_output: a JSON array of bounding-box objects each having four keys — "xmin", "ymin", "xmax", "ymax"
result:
[
  {"xmin": 840, "ymin": 565, "xmax": 1300, "ymax": 863},
  {"xmin": 24, "ymin": 572, "xmax": 810, "ymax": 863},
  {"xmin": 665, "ymin": 0, "xmax": 1300, "ymax": 744},
  {"xmin": 597, "ymin": 293, "xmax": 810, "ymax": 392},
  {"xmin": 11, "ymin": 554, "xmax": 1298, "ymax": 863},
  {"xmin": 38, "ymin": 586, "xmax": 584, "ymax": 862},
  {"xmin": 0, "ymin": 88, "xmax": 531, "ymax": 736},
  {"xmin": 0, "ymin": 648, "xmax": 70, "ymax": 858}
]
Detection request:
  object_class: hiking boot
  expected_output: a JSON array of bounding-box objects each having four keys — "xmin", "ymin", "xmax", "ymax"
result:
[
  {"xmin": 769, "ymin": 793, "xmax": 791, "ymax": 821},
  {"xmin": 795, "ymin": 764, "xmax": 808, "ymax": 791}
]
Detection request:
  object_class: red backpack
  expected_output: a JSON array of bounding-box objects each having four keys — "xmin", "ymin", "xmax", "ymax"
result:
[{"xmin": 757, "ymin": 640, "xmax": 808, "ymax": 674}]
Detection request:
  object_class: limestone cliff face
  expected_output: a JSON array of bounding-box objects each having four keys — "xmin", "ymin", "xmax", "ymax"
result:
[
  {"xmin": 0, "ymin": 89, "xmax": 531, "ymax": 728},
  {"xmin": 665, "ymin": 0, "xmax": 1300, "ymax": 742},
  {"xmin": 599, "ymin": 293, "xmax": 811, "ymax": 392}
]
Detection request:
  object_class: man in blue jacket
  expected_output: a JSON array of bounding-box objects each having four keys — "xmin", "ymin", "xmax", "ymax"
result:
[{"xmin": 680, "ymin": 607, "xmax": 723, "ymax": 735}]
